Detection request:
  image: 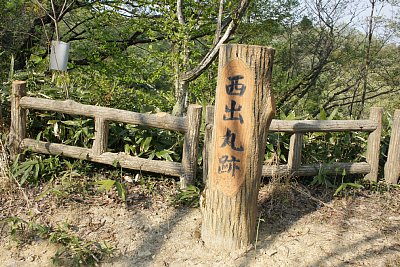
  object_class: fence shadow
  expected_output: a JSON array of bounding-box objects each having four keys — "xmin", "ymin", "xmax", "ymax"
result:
[
  {"xmin": 99, "ymin": 179, "xmax": 400, "ymax": 266},
  {"xmin": 311, "ymin": 224, "xmax": 400, "ymax": 266},
  {"xmin": 237, "ymin": 183, "xmax": 400, "ymax": 266},
  {"xmin": 104, "ymin": 196, "xmax": 193, "ymax": 266}
]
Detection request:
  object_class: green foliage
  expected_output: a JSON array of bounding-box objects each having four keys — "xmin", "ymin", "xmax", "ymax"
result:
[
  {"xmin": 265, "ymin": 133, "xmax": 289, "ymax": 164},
  {"xmin": 138, "ymin": 176, "xmax": 159, "ymax": 196},
  {"xmin": 12, "ymin": 153, "xmax": 64, "ymax": 186},
  {"xmin": 93, "ymin": 179, "xmax": 126, "ymax": 202},
  {"xmin": 334, "ymin": 182, "xmax": 364, "ymax": 196},
  {"xmin": 35, "ymin": 159, "xmax": 93, "ymax": 200},
  {"xmin": 301, "ymin": 108, "xmax": 367, "ymax": 165},
  {"xmin": 310, "ymin": 167, "xmax": 335, "ymax": 189},
  {"xmin": 302, "ymin": 131, "xmax": 368, "ymax": 165},
  {"xmin": 362, "ymin": 180, "xmax": 400, "ymax": 193},
  {"xmin": 172, "ymin": 185, "xmax": 201, "ymax": 207},
  {"xmin": 265, "ymin": 111, "xmax": 297, "ymax": 164},
  {"xmin": 333, "ymin": 180, "xmax": 400, "ymax": 197},
  {"xmin": 108, "ymin": 123, "xmax": 182, "ymax": 161},
  {"xmin": 11, "ymin": 150, "xmax": 95, "ymax": 189},
  {"xmin": 2, "ymin": 217, "xmax": 115, "ymax": 267},
  {"xmin": 29, "ymin": 113, "xmax": 94, "ymax": 148}
]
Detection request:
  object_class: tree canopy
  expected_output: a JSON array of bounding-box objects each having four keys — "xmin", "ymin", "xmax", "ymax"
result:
[{"xmin": 1, "ymin": 0, "xmax": 399, "ymax": 118}]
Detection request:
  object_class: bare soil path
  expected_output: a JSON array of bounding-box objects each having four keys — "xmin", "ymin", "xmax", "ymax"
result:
[{"xmin": 1, "ymin": 181, "xmax": 399, "ymax": 267}]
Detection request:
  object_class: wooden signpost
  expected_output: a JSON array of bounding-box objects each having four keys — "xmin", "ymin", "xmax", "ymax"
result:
[{"xmin": 201, "ymin": 44, "xmax": 275, "ymax": 250}]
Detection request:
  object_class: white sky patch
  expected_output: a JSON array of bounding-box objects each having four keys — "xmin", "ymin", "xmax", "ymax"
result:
[{"xmin": 300, "ymin": 0, "xmax": 400, "ymax": 44}]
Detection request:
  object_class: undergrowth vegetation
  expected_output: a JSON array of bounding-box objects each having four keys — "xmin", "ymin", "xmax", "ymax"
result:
[{"xmin": 2, "ymin": 217, "xmax": 114, "ymax": 267}]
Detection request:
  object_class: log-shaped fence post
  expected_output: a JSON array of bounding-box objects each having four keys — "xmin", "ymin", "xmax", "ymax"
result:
[
  {"xmin": 364, "ymin": 107, "xmax": 383, "ymax": 182},
  {"xmin": 9, "ymin": 81, "xmax": 27, "ymax": 159},
  {"xmin": 0, "ymin": 96, "xmax": 3, "ymax": 131},
  {"xmin": 287, "ymin": 133, "xmax": 303, "ymax": 173},
  {"xmin": 201, "ymin": 44, "xmax": 275, "ymax": 251},
  {"xmin": 202, "ymin": 105, "xmax": 214, "ymax": 183},
  {"xmin": 384, "ymin": 109, "xmax": 400, "ymax": 184},
  {"xmin": 181, "ymin": 104, "xmax": 202, "ymax": 188},
  {"xmin": 93, "ymin": 117, "xmax": 109, "ymax": 155}
]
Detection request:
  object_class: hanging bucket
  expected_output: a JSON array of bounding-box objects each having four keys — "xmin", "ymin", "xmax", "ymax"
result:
[{"xmin": 50, "ymin": 41, "xmax": 70, "ymax": 71}]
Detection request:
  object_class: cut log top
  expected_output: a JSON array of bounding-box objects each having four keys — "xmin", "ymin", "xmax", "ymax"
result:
[
  {"xmin": 19, "ymin": 96, "xmax": 187, "ymax": 132},
  {"xmin": 269, "ymin": 119, "xmax": 377, "ymax": 133},
  {"xmin": 12, "ymin": 80, "xmax": 27, "ymax": 86}
]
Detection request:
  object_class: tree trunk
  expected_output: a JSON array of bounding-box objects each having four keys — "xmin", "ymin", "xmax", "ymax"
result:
[
  {"xmin": 201, "ymin": 44, "xmax": 275, "ymax": 251},
  {"xmin": 172, "ymin": 79, "xmax": 189, "ymax": 116},
  {"xmin": 171, "ymin": 26, "xmax": 190, "ymax": 117},
  {"xmin": 359, "ymin": 0, "xmax": 376, "ymax": 119}
]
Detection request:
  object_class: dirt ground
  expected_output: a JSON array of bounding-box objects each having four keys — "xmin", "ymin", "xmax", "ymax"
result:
[{"xmin": 1, "ymin": 178, "xmax": 400, "ymax": 267}]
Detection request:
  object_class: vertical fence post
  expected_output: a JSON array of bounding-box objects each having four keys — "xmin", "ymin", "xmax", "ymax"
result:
[
  {"xmin": 93, "ymin": 117, "xmax": 109, "ymax": 155},
  {"xmin": 201, "ymin": 44, "xmax": 275, "ymax": 251},
  {"xmin": 287, "ymin": 133, "xmax": 303, "ymax": 173},
  {"xmin": 181, "ymin": 104, "xmax": 202, "ymax": 189},
  {"xmin": 384, "ymin": 109, "xmax": 400, "ymax": 184},
  {"xmin": 0, "ymin": 95, "xmax": 3, "ymax": 131},
  {"xmin": 364, "ymin": 107, "xmax": 383, "ymax": 182},
  {"xmin": 202, "ymin": 105, "xmax": 214, "ymax": 183},
  {"xmin": 9, "ymin": 81, "xmax": 27, "ymax": 159}
]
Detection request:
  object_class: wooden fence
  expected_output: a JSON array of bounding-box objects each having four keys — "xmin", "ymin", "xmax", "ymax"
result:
[
  {"xmin": 204, "ymin": 106, "xmax": 399, "ymax": 184},
  {"xmin": 8, "ymin": 81, "xmax": 399, "ymax": 186},
  {"xmin": 9, "ymin": 81, "xmax": 202, "ymax": 188}
]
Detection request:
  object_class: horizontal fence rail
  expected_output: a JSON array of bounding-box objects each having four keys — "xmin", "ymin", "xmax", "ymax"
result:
[
  {"xmin": 21, "ymin": 139, "xmax": 184, "ymax": 177},
  {"xmin": 9, "ymin": 81, "xmax": 202, "ymax": 188},
  {"xmin": 203, "ymin": 105, "xmax": 387, "ymax": 183},
  {"xmin": 20, "ymin": 96, "xmax": 187, "ymax": 133},
  {"xmin": 269, "ymin": 120, "xmax": 378, "ymax": 133},
  {"xmin": 262, "ymin": 162, "xmax": 371, "ymax": 177}
]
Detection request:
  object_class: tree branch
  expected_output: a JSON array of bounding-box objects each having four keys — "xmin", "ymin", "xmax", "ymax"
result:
[
  {"xmin": 182, "ymin": 0, "xmax": 250, "ymax": 82},
  {"xmin": 213, "ymin": 0, "xmax": 224, "ymax": 45},
  {"xmin": 177, "ymin": 0, "xmax": 185, "ymax": 25}
]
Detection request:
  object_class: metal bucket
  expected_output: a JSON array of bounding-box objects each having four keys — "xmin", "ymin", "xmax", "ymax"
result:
[{"xmin": 50, "ymin": 41, "xmax": 70, "ymax": 71}]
